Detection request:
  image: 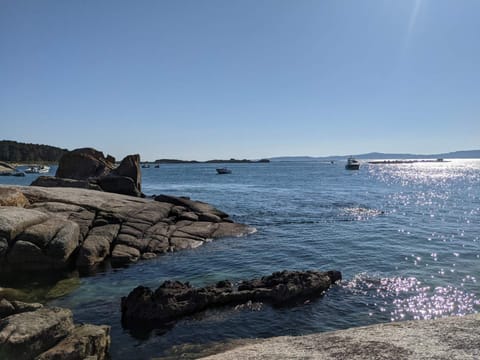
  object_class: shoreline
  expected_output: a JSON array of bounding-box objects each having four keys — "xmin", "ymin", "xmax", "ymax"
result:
[{"xmin": 198, "ymin": 313, "xmax": 480, "ymax": 359}]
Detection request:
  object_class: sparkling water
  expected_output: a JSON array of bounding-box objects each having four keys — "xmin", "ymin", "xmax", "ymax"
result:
[{"xmin": 2, "ymin": 160, "xmax": 479, "ymax": 359}]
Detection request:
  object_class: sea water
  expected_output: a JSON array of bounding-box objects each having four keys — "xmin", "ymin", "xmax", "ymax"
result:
[{"xmin": 1, "ymin": 160, "xmax": 479, "ymax": 358}]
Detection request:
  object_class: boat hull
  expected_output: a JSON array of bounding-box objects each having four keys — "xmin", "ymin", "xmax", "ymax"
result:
[{"xmin": 345, "ymin": 164, "xmax": 360, "ymax": 170}]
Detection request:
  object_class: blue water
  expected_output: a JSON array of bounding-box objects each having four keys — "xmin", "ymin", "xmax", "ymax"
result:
[{"xmin": 2, "ymin": 160, "xmax": 480, "ymax": 358}]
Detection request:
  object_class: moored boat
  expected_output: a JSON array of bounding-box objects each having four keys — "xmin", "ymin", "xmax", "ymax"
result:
[
  {"xmin": 25, "ymin": 165, "xmax": 50, "ymax": 174},
  {"xmin": 216, "ymin": 168, "xmax": 232, "ymax": 174},
  {"xmin": 345, "ymin": 157, "xmax": 360, "ymax": 170}
]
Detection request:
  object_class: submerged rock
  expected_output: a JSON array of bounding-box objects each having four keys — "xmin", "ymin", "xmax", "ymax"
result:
[
  {"xmin": 0, "ymin": 185, "xmax": 253, "ymax": 272},
  {"xmin": 121, "ymin": 270, "xmax": 341, "ymax": 329}
]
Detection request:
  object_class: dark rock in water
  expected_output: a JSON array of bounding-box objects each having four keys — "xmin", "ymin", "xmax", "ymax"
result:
[
  {"xmin": 120, "ymin": 270, "xmax": 341, "ymax": 329},
  {"xmin": 0, "ymin": 186, "xmax": 253, "ymax": 272},
  {"xmin": 0, "ymin": 299, "xmax": 110, "ymax": 360},
  {"xmin": 55, "ymin": 147, "xmax": 115, "ymax": 180}
]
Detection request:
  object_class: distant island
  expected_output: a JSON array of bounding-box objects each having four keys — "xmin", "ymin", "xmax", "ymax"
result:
[
  {"xmin": 154, "ymin": 158, "xmax": 270, "ymax": 164},
  {"xmin": 0, "ymin": 140, "xmax": 68, "ymax": 163},
  {"xmin": 2, "ymin": 139, "xmax": 478, "ymax": 164},
  {"xmin": 270, "ymin": 150, "xmax": 480, "ymax": 162}
]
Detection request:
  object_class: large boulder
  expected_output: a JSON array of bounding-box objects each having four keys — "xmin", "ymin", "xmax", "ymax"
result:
[
  {"xmin": 0, "ymin": 307, "xmax": 74, "ymax": 360},
  {"xmin": 4, "ymin": 215, "xmax": 80, "ymax": 271},
  {"xmin": 110, "ymin": 154, "xmax": 141, "ymax": 192},
  {"xmin": 0, "ymin": 300, "xmax": 111, "ymax": 360},
  {"xmin": 36, "ymin": 324, "xmax": 110, "ymax": 360},
  {"xmin": 55, "ymin": 148, "xmax": 115, "ymax": 180},
  {"xmin": 97, "ymin": 175, "xmax": 142, "ymax": 197},
  {"xmin": 36, "ymin": 147, "xmax": 143, "ymax": 197},
  {"xmin": 121, "ymin": 270, "xmax": 342, "ymax": 329}
]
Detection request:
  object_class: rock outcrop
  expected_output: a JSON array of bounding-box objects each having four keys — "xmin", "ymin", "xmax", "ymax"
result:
[
  {"xmin": 0, "ymin": 185, "xmax": 253, "ymax": 272},
  {"xmin": 31, "ymin": 147, "xmax": 142, "ymax": 197},
  {"xmin": 55, "ymin": 148, "xmax": 115, "ymax": 180},
  {"xmin": 121, "ymin": 270, "xmax": 341, "ymax": 329},
  {"xmin": 0, "ymin": 299, "xmax": 110, "ymax": 360},
  {"xmin": 199, "ymin": 313, "xmax": 480, "ymax": 360}
]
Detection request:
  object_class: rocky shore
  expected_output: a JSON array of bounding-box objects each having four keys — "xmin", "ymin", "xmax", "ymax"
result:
[
  {"xmin": 199, "ymin": 313, "xmax": 480, "ymax": 359},
  {"xmin": 0, "ymin": 147, "xmax": 259, "ymax": 359},
  {"xmin": 0, "ymin": 185, "xmax": 253, "ymax": 272},
  {"xmin": 121, "ymin": 270, "xmax": 342, "ymax": 329},
  {"xmin": 0, "ymin": 183, "xmax": 252, "ymax": 359},
  {"xmin": 0, "ymin": 298, "xmax": 110, "ymax": 360},
  {"xmin": 3, "ymin": 147, "xmax": 477, "ymax": 359}
]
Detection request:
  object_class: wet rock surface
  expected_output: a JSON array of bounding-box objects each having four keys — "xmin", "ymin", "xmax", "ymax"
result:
[
  {"xmin": 0, "ymin": 299, "xmax": 110, "ymax": 360},
  {"xmin": 0, "ymin": 185, "xmax": 253, "ymax": 272},
  {"xmin": 121, "ymin": 270, "xmax": 341, "ymax": 329}
]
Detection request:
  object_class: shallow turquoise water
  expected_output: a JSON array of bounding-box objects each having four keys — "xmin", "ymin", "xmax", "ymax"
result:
[{"xmin": 2, "ymin": 160, "xmax": 479, "ymax": 358}]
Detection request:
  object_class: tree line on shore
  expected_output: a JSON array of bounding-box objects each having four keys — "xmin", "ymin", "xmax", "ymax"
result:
[{"xmin": 0, "ymin": 140, "xmax": 68, "ymax": 163}]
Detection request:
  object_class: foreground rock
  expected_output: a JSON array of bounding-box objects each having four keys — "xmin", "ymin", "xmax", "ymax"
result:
[
  {"xmin": 200, "ymin": 313, "xmax": 480, "ymax": 360},
  {"xmin": 31, "ymin": 147, "xmax": 142, "ymax": 197},
  {"xmin": 121, "ymin": 270, "xmax": 341, "ymax": 329},
  {"xmin": 0, "ymin": 185, "xmax": 253, "ymax": 272},
  {"xmin": 0, "ymin": 299, "xmax": 110, "ymax": 360}
]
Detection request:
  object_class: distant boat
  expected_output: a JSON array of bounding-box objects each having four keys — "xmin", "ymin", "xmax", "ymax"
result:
[
  {"xmin": 345, "ymin": 157, "xmax": 360, "ymax": 170},
  {"xmin": 216, "ymin": 168, "xmax": 232, "ymax": 174},
  {"xmin": 154, "ymin": 164, "xmax": 160, "ymax": 168},
  {"xmin": 25, "ymin": 165, "xmax": 50, "ymax": 174},
  {"xmin": 141, "ymin": 164, "xmax": 150, "ymax": 168}
]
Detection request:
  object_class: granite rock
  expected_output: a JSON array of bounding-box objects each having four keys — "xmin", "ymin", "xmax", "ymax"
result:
[
  {"xmin": 0, "ymin": 300, "xmax": 110, "ymax": 360},
  {"xmin": 0, "ymin": 185, "xmax": 252, "ymax": 272}
]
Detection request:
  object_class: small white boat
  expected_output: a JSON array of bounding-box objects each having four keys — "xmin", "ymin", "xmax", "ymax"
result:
[
  {"xmin": 345, "ymin": 157, "xmax": 360, "ymax": 170},
  {"xmin": 216, "ymin": 168, "xmax": 232, "ymax": 174},
  {"xmin": 25, "ymin": 165, "xmax": 50, "ymax": 174}
]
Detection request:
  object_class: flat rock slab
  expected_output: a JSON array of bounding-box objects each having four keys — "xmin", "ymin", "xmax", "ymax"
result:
[
  {"xmin": 200, "ymin": 313, "xmax": 480, "ymax": 360},
  {"xmin": 0, "ymin": 186, "xmax": 254, "ymax": 272},
  {"xmin": 121, "ymin": 270, "xmax": 342, "ymax": 329}
]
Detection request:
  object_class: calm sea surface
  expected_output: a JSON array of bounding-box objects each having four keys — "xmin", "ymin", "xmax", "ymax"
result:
[{"xmin": 2, "ymin": 160, "xmax": 480, "ymax": 358}]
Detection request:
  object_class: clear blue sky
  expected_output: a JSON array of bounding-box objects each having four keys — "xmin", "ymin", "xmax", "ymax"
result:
[{"xmin": 1, "ymin": 0, "xmax": 479, "ymax": 161}]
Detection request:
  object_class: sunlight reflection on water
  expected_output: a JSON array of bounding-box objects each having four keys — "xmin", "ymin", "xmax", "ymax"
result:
[{"xmin": 343, "ymin": 273, "xmax": 480, "ymax": 321}]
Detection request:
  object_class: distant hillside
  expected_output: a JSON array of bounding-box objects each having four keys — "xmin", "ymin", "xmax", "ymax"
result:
[
  {"xmin": 155, "ymin": 158, "xmax": 270, "ymax": 164},
  {"xmin": 270, "ymin": 150, "xmax": 480, "ymax": 161},
  {"xmin": 0, "ymin": 140, "xmax": 68, "ymax": 163}
]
